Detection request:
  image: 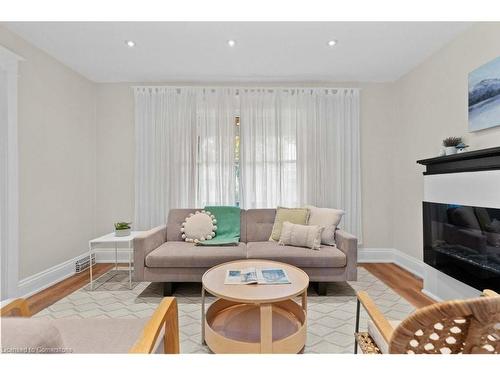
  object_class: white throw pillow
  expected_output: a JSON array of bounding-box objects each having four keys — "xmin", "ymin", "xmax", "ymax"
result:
[
  {"xmin": 305, "ymin": 205, "xmax": 345, "ymax": 245},
  {"xmin": 278, "ymin": 221, "xmax": 324, "ymax": 250},
  {"xmin": 181, "ymin": 210, "xmax": 217, "ymax": 244}
]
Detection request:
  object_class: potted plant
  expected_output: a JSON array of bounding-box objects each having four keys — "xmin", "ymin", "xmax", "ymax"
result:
[
  {"xmin": 442, "ymin": 137, "xmax": 462, "ymax": 155},
  {"xmin": 114, "ymin": 222, "xmax": 132, "ymax": 237}
]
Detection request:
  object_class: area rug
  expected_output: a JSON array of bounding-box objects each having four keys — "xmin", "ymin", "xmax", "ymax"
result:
[{"xmin": 34, "ymin": 267, "xmax": 415, "ymax": 353}]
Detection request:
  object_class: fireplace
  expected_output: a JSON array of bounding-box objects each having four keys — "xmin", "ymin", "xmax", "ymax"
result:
[
  {"xmin": 418, "ymin": 146, "xmax": 500, "ymax": 299},
  {"xmin": 423, "ymin": 201, "xmax": 500, "ymax": 291}
]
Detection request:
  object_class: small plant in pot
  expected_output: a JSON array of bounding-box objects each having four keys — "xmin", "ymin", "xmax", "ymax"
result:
[
  {"xmin": 442, "ymin": 137, "xmax": 462, "ymax": 155},
  {"xmin": 114, "ymin": 222, "xmax": 132, "ymax": 237}
]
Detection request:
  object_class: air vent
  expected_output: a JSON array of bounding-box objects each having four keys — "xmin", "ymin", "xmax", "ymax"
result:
[{"xmin": 75, "ymin": 254, "xmax": 96, "ymax": 273}]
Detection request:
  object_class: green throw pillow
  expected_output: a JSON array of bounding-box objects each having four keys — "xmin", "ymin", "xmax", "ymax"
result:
[{"xmin": 269, "ymin": 207, "xmax": 310, "ymax": 241}]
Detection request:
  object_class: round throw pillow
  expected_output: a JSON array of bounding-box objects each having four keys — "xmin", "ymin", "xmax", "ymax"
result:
[{"xmin": 181, "ymin": 210, "xmax": 217, "ymax": 243}]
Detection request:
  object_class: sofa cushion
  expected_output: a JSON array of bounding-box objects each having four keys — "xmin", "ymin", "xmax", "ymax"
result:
[
  {"xmin": 146, "ymin": 241, "xmax": 247, "ymax": 268},
  {"xmin": 1, "ymin": 318, "xmax": 64, "ymax": 354},
  {"xmin": 52, "ymin": 318, "xmax": 149, "ymax": 353},
  {"xmin": 269, "ymin": 207, "xmax": 310, "ymax": 241},
  {"xmin": 305, "ymin": 205, "xmax": 345, "ymax": 245},
  {"xmin": 166, "ymin": 209, "xmax": 200, "ymax": 241},
  {"xmin": 279, "ymin": 221, "xmax": 323, "ymax": 250},
  {"xmin": 246, "ymin": 241, "xmax": 346, "ymax": 268},
  {"xmin": 167, "ymin": 209, "xmax": 247, "ymax": 242},
  {"xmin": 181, "ymin": 211, "xmax": 217, "ymax": 243},
  {"xmin": 246, "ymin": 209, "xmax": 277, "ymax": 242}
]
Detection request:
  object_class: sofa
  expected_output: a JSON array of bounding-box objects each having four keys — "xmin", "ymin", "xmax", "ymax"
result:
[{"xmin": 134, "ymin": 208, "xmax": 358, "ymax": 295}]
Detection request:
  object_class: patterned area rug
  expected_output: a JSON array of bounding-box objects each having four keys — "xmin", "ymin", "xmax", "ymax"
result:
[{"xmin": 34, "ymin": 267, "xmax": 415, "ymax": 353}]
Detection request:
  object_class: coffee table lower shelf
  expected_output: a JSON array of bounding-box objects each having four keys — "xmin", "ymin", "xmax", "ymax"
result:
[{"xmin": 204, "ymin": 298, "xmax": 307, "ymax": 354}]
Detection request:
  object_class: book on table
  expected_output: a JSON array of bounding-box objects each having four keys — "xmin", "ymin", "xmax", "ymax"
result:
[{"xmin": 224, "ymin": 267, "xmax": 290, "ymax": 285}]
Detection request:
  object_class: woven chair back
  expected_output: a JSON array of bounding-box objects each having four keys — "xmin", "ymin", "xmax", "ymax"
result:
[{"xmin": 389, "ymin": 296, "xmax": 500, "ymax": 354}]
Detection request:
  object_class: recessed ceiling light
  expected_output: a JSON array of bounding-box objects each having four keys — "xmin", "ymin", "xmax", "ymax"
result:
[
  {"xmin": 327, "ymin": 40, "xmax": 337, "ymax": 47},
  {"xmin": 125, "ymin": 40, "xmax": 136, "ymax": 48},
  {"xmin": 227, "ymin": 39, "xmax": 236, "ymax": 47}
]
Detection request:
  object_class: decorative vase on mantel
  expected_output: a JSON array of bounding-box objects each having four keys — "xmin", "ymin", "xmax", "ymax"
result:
[
  {"xmin": 445, "ymin": 146, "xmax": 457, "ymax": 156},
  {"xmin": 442, "ymin": 137, "xmax": 463, "ymax": 156}
]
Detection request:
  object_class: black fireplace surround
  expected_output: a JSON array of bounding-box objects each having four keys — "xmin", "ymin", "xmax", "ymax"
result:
[{"xmin": 418, "ymin": 146, "xmax": 500, "ymax": 291}]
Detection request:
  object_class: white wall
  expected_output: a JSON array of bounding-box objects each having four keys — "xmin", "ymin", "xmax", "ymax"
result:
[
  {"xmin": 360, "ymin": 83, "xmax": 395, "ymax": 248},
  {"xmin": 391, "ymin": 22, "xmax": 500, "ymax": 260},
  {"xmin": 0, "ymin": 26, "xmax": 97, "ymax": 280},
  {"xmin": 95, "ymin": 83, "xmax": 135, "ymax": 235}
]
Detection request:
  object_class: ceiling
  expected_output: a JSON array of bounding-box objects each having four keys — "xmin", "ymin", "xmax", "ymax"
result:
[{"xmin": 3, "ymin": 22, "xmax": 472, "ymax": 83}]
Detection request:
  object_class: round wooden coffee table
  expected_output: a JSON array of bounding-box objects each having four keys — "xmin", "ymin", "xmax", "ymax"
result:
[{"xmin": 201, "ymin": 259, "xmax": 309, "ymax": 354}]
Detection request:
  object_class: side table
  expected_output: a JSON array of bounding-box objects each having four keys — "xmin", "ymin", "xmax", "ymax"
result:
[{"xmin": 88, "ymin": 231, "xmax": 143, "ymax": 290}]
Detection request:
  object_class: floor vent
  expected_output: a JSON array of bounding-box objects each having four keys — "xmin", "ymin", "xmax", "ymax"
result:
[{"xmin": 75, "ymin": 254, "xmax": 96, "ymax": 273}]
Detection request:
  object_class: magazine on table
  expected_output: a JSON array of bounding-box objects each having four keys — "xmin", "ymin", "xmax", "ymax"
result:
[{"xmin": 224, "ymin": 267, "xmax": 291, "ymax": 285}]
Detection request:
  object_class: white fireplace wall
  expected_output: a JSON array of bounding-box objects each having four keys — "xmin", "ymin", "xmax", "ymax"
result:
[{"xmin": 424, "ymin": 171, "xmax": 500, "ymax": 209}]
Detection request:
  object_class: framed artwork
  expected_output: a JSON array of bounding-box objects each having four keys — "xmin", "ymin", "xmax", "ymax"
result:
[{"xmin": 468, "ymin": 56, "xmax": 500, "ymax": 132}]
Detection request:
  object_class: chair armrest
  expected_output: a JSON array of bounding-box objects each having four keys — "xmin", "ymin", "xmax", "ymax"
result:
[
  {"xmin": 0, "ymin": 298, "xmax": 31, "ymax": 317},
  {"xmin": 357, "ymin": 291, "xmax": 394, "ymax": 344},
  {"xmin": 482, "ymin": 289, "xmax": 499, "ymax": 297},
  {"xmin": 133, "ymin": 225, "xmax": 167, "ymax": 281},
  {"xmin": 129, "ymin": 297, "xmax": 180, "ymax": 354},
  {"xmin": 335, "ymin": 229, "xmax": 358, "ymax": 280}
]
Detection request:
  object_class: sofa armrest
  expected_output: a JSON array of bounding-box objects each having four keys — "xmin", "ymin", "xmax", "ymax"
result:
[
  {"xmin": 134, "ymin": 225, "xmax": 167, "ymax": 281},
  {"xmin": 335, "ymin": 229, "xmax": 358, "ymax": 281}
]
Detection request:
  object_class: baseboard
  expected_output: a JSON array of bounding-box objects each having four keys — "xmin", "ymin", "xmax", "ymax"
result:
[
  {"xmin": 359, "ymin": 248, "xmax": 425, "ymax": 279},
  {"xmin": 358, "ymin": 247, "xmax": 395, "ymax": 263},
  {"xmin": 17, "ymin": 253, "xmax": 86, "ymax": 298},
  {"xmin": 16, "ymin": 250, "xmax": 132, "ymax": 298},
  {"xmin": 421, "ymin": 288, "xmax": 443, "ymax": 302}
]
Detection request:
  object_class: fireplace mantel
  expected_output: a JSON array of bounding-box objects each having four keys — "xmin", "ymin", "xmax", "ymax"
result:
[{"xmin": 417, "ymin": 146, "xmax": 500, "ymax": 175}]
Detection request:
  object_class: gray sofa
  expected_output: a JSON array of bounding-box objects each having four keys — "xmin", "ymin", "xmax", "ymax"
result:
[{"xmin": 134, "ymin": 208, "xmax": 358, "ymax": 295}]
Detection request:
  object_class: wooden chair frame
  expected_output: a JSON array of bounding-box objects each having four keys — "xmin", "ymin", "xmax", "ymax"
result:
[
  {"xmin": 354, "ymin": 289, "xmax": 500, "ymax": 354},
  {"xmin": 129, "ymin": 297, "xmax": 180, "ymax": 354},
  {"xmin": 0, "ymin": 298, "xmax": 31, "ymax": 317},
  {"xmin": 1, "ymin": 297, "xmax": 180, "ymax": 354}
]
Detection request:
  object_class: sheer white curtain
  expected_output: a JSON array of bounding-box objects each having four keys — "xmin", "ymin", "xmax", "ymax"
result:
[
  {"xmin": 135, "ymin": 87, "xmax": 197, "ymax": 230},
  {"xmin": 135, "ymin": 86, "xmax": 361, "ymax": 239},
  {"xmin": 134, "ymin": 87, "xmax": 237, "ymax": 230},
  {"xmin": 240, "ymin": 88, "xmax": 362, "ymax": 240},
  {"xmin": 195, "ymin": 88, "xmax": 238, "ymax": 207},
  {"xmin": 239, "ymin": 89, "xmax": 298, "ymax": 208}
]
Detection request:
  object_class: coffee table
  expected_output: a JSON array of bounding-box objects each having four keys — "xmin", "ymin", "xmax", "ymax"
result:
[{"xmin": 201, "ymin": 259, "xmax": 309, "ymax": 354}]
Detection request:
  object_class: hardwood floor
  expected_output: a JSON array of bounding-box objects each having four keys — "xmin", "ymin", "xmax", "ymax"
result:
[
  {"xmin": 361, "ymin": 263, "xmax": 435, "ymax": 308},
  {"xmin": 24, "ymin": 262, "xmax": 434, "ymax": 315},
  {"xmin": 26, "ymin": 263, "xmax": 115, "ymax": 316}
]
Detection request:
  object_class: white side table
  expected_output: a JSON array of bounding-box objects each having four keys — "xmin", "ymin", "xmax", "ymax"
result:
[{"xmin": 88, "ymin": 231, "xmax": 144, "ymax": 290}]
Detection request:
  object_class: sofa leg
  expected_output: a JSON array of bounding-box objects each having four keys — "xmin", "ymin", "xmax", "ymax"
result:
[
  {"xmin": 163, "ymin": 282, "xmax": 175, "ymax": 296},
  {"xmin": 314, "ymin": 282, "xmax": 327, "ymax": 296}
]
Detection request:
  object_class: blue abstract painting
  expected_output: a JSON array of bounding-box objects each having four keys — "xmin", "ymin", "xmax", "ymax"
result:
[{"xmin": 468, "ymin": 56, "xmax": 500, "ymax": 132}]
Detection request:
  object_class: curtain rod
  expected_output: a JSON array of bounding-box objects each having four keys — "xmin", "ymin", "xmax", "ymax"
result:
[{"xmin": 130, "ymin": 85, "xmax": 361, "ymax": 91}]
